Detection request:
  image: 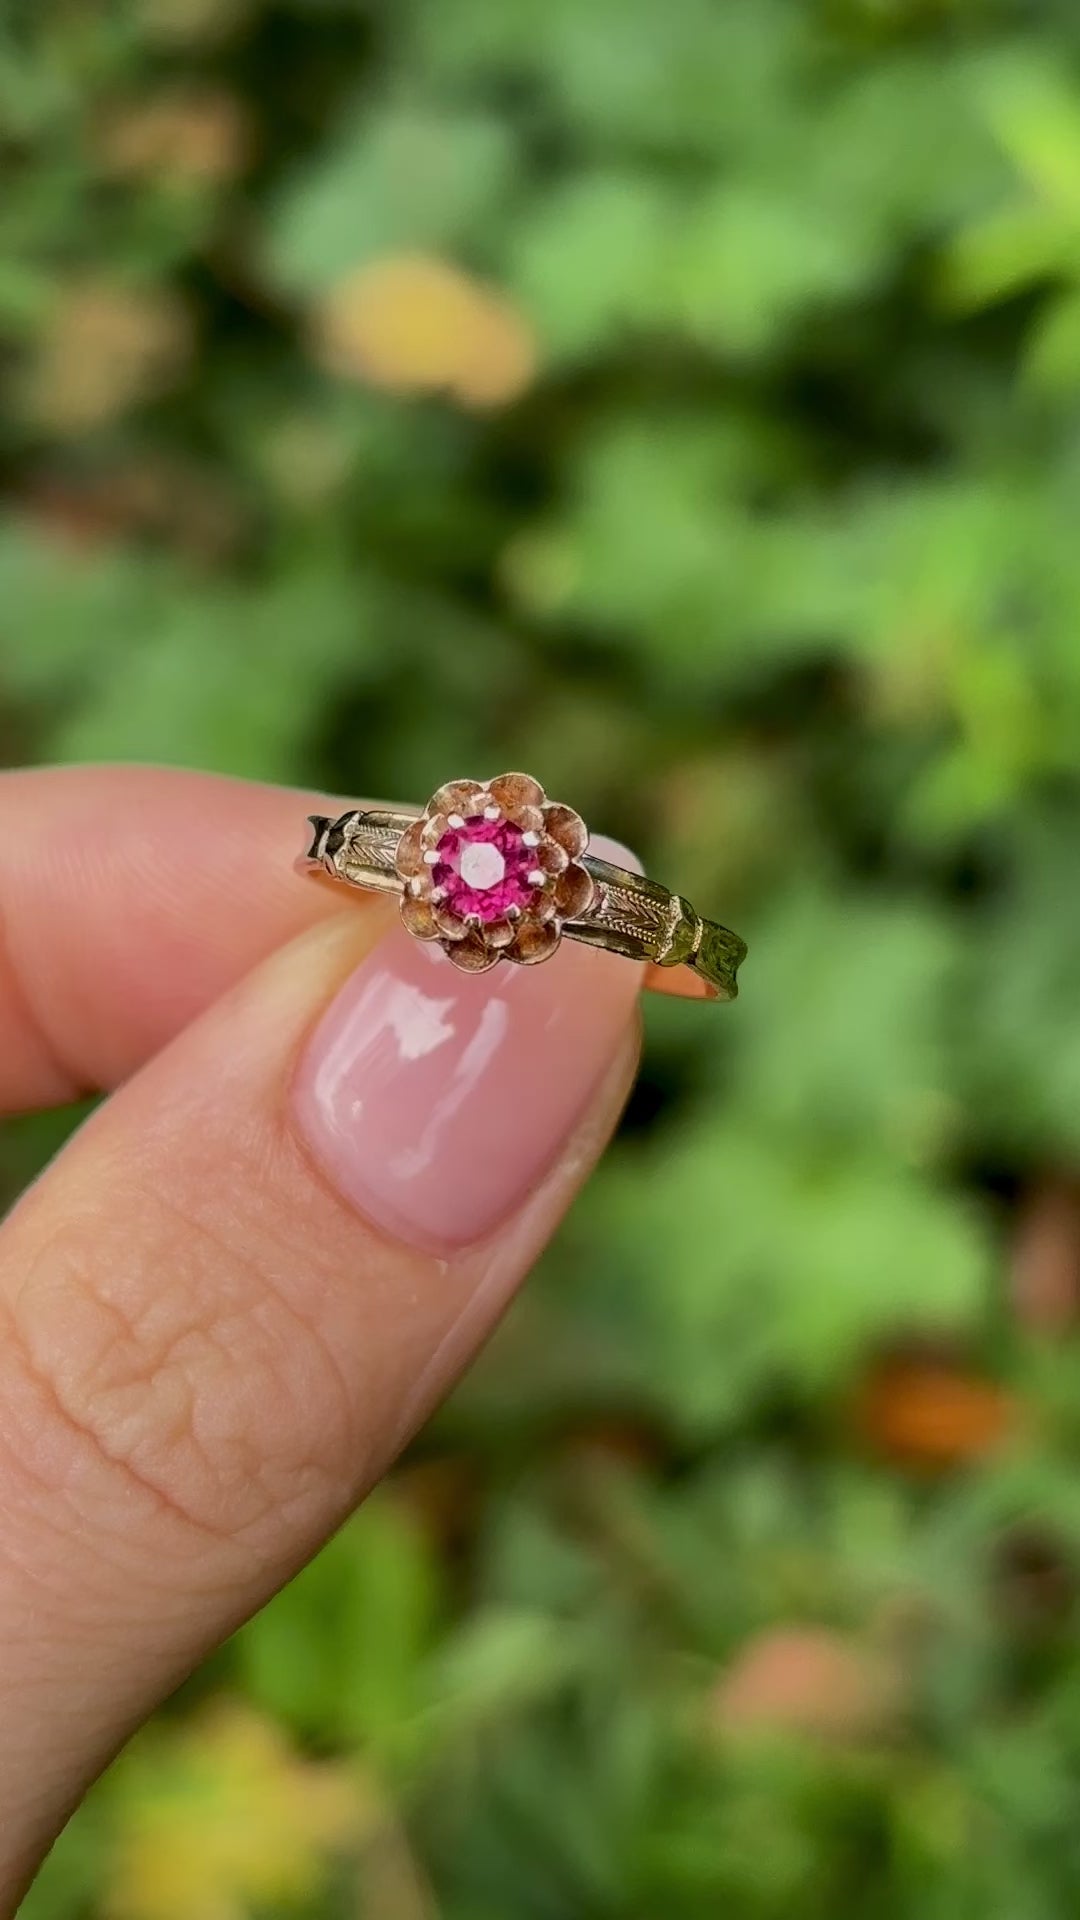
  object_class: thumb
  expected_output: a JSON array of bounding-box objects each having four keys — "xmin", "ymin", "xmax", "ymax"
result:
[{"xmin": 0, "ymin": 898, "xmax": 640, "ymax": 1903}]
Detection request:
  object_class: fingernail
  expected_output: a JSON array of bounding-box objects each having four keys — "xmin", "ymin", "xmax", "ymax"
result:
[{"xmin": 291, "ymin": 834, "xmax": 643, "ymax": 1253}]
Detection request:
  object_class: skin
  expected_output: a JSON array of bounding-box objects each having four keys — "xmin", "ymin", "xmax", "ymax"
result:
[{"xmin": 0, "ymin": 765, "xmax": 642, "ymax": 1912}]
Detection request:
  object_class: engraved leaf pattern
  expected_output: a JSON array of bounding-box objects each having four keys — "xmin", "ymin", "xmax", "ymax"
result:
[{"xmin": 594, "ymin": 882, "xmax": 669, "ymax": 942}]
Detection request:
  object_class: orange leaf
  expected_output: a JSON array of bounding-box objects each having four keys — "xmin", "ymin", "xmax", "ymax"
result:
[{"xmin": 856, "ymin": 1349, "xmax": 1015, "ymax": 1473}]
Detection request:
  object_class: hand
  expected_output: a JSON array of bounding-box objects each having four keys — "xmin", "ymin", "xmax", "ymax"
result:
[{"xmin": 0, "ymin": 765, "xmax": 641, "ymax": 1911}]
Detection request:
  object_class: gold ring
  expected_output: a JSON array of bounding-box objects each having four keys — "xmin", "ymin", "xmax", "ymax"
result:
[{"xmin": 301, "ymin": 772, "xmax": 746, "ymax": 1003}]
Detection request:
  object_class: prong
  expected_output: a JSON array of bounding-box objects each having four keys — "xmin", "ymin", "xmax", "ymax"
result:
[
  {"xmin": 483, "ymin": 803, "xmax": 501, "ymax": 821},
  {"xmin": 430, "ymin": 885, "xmax": 447, "ymax": 903},
  {"xmin": 527, "ymin": 869, "xmax": 547, "ymax": 888},
  {"xmin": 448, "ymin": 812, "xmax": 466, "ymax": 829},
  {"xmin": 423, "ymin": 849, "xmax": 439, "ymax": 865},
  {"xmin": 522, "ymin": 829, "xmax": 541, "ymax": 847},
  {"xmin": 464, "ymin": 912, "xmax": 482, "ymax": 930},
  {"xmin": 507, "ymin": 904, "xmax": 523, "ymax": 922}
]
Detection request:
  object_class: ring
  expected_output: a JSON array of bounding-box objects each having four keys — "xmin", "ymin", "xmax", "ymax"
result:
[{"xmin": 301, "ymin": 772, "xmax": 746, "ymax": 1002}]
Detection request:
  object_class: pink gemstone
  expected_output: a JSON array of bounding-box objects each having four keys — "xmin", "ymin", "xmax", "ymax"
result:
[{"xmin": 433, "ymin": 815, "xmax": 542, "ymax": 923}]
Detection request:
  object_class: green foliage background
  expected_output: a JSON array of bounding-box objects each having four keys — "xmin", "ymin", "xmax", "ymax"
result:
[{"xmin": 8, "ymin": 0, "xmax": 1080, "ymax": 1913}]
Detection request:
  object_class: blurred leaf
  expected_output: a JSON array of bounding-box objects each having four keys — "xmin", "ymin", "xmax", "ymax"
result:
[
  {"xmin": 710, "ymin": 1626, "xmax": 900, "ymax": 1742},
  {"xmin": 977, "ymin": 56, "xmax": 1080, "ymax": 217},
  {"xmin": 1024, "ymin": 286, "xmax": 1080, "ymax": 389},
  {"xmin": 104, "ymin": 1700, "xmax": 366, "ymax": 1920},
  {"xmin": 235, "ymin": 1492, "xmax": 439, "ymax": 1762},
  {"xmin": 511, "ymin": 172, "xmax": 673, "ymax": 359},
  {"xmin": 310, "ymin": 254, "xmax": 536, "ymax": 407},
  {"xmin": 267, "ymin": 104, "xmax": 517, "ymax": 292},
  {"xmin": 48, "ymin": 564, "xmax": 375, "ymax": 778},
  {"xmin": 0, "ymin": 527, "xmax": 157, "ymax": 700},
  {"xmin": 968, "ymin": 814, "xmax": 1080, "ymax": 1159},
  {"xmin": 940, "ymin": 201, "xmax": 1069, "ymax": 310},
  {"xmin": 593, "ymin": 1119, "xmax": 988, "ymax": 1432},
  {"xmin": 95, "ymin": 89, "xmax": 250, "ymax": 186},
  {"xmin": 856, "ymin": 1352, "xmax": 1016, "ymax": 1473},
  {"xmin": 728, "ymin": 888, "xmax": 958, "ymax": 1150},
  {"xmin": 423, "ymin": 1609, "xmax": 580, "ymax": 1737},
  {"xmin": 20, "ymin": 282, "xmax": 193, "ymax": 436},
  {"xmin": 673, "ymin": 183, "xmax": 874, "ymax": 356},
  {"xmin": 544, "ymin": 0, "xmax": 810, "ymax": 157}
]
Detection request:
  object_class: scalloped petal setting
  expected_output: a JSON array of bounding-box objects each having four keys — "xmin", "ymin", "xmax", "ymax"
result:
[{"xmin": 395, "ymin": 772, "xmax": 594, "ymax": 973}]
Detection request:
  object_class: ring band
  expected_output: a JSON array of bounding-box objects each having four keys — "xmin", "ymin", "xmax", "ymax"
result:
[{"xmin": 300, "ymin": 772, "xmax": 746, "ymax": 1003}]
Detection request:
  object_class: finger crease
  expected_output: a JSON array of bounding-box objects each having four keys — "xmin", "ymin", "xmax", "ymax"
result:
[{"xmin": 0, "ymin": 1290, "xmax": 237, "ymax": 1549}]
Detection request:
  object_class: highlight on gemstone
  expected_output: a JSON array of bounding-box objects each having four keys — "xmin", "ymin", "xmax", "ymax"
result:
[
  {"xmin": 395, "ymin": 773, "xmax": 595, "ymax": 973},
  {"xmin": 434, "ymin": 817, "xmax": 540, "ymax": 922}
]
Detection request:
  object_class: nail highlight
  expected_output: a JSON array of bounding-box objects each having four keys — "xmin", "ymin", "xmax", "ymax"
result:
[{"xmin": 291, "ymin": 838, "xmax": 642, "ymax": 1252}]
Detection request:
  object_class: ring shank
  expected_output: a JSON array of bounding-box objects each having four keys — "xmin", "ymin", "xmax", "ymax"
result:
[
  {"xmin": 572, "ymin": 855, "xmax": 745, "ymax": 1001},
  {"xmin": 303, "ymin": 810, "xmax": 745, "ymax": 1001}
]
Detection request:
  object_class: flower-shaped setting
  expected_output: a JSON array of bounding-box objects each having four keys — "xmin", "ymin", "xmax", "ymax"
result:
[{"xmin": 394, "ymin": 773, "xmax": 596, "ymax": 973}]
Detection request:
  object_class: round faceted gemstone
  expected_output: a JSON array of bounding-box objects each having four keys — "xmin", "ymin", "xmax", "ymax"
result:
[{"xmin": 433, "ymin": 813, "xmax": 541, "ymax": 923}]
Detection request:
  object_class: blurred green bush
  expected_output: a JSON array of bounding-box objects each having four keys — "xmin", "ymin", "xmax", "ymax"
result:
[{"xmin": 9, "ymin": 0, "xmax": 1080, "ymax": 1914}]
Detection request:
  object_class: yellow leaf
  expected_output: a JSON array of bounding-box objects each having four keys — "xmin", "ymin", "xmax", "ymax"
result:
[
  {"xmin": 311, "ymin": 253, "xmax": 536, "ymax": 409},
  {"xmin": 105, "ymin": 1700, "xmax": 370, "ymax": 1920}
]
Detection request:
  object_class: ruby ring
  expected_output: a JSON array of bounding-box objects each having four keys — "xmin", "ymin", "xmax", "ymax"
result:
[{"xmin": 302, "ymin": 772, "xmax": 746, "ymax": 1002}]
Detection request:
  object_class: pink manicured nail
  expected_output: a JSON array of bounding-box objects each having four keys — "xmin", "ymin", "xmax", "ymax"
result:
[{"xmin": 292, "ymin": 836, "xmax": 642, "ymax": 1253}]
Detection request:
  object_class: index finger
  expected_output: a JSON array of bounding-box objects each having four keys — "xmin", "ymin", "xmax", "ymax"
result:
[{"xmin": 0, "ymin": 764, "xmax": 368, "ymax": 1113}]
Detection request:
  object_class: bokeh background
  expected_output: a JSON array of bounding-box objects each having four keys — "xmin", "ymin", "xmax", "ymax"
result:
[{"xmin": 8, "ymin": 0, "xmax": 1080, "ymax": 1913}]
